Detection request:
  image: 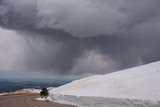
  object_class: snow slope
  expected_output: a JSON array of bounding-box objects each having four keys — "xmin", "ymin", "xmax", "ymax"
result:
[{"xmin": 48, "ymin": 61, "xmax": 160, "ymax": 106}]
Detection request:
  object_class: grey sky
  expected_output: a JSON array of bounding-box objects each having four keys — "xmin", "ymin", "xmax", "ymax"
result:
[{"xmin": 0, "ymin": 0, "xmax": 160, "ymax": 78}]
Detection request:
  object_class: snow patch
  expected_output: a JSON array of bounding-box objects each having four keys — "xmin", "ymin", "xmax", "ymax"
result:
[
  {"xmin": 0, "ymin": 92, "xmax": 7, "ymax": 96},
  {"xmin": 35, "ymin": 97, "xmax": 47, "ymax": 101},
  {"xmin": 13, "ymin": 88, "xmax": 41, "ymax": 94},
  {"xmin": 0, "ymin": 88, "xmax": 41, "ymax": 96}
]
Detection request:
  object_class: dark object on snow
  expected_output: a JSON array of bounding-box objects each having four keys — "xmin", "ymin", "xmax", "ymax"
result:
[{"xmin": 40, "ymin": 88, "xmax": 49, "ymax": 97}]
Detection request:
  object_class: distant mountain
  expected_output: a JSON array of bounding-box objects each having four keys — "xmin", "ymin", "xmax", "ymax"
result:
[{"xmin": 0, "ymin": 79, "xmax": 70, "ymax": 93}]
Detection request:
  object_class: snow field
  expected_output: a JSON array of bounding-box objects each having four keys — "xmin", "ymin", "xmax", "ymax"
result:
[{"xmin": 48, "ymin": 61, "xmax": 160, "ymax": 107}]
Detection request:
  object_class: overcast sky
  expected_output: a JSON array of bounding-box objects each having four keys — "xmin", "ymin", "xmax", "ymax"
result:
[{"xmin": 0, "ymin": 0, "xmax": 160, "ymax": 79}]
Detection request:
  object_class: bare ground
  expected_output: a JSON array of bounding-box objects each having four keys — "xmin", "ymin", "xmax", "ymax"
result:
[{"xmin": 0, "ymin": 93, "xmax": 75, "ymax": 107}]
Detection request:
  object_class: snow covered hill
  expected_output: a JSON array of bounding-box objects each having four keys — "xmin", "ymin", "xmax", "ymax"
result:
[{"xmin": 48, "ymin": 61, "xmax": 160, "ymax": 107}]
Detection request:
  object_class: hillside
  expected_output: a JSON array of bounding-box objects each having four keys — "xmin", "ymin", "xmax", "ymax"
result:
[{"xmin": 48, "ymin": 61, "xmax": 160, "ymax": 106}]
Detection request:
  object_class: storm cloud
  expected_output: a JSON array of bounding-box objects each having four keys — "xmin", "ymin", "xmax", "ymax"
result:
[{"xmin": 0, "ymin": 0, "xmax": 160, "ymax": 77}]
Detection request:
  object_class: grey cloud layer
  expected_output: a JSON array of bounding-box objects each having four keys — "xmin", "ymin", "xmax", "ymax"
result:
[
  {"xmin": 0, "ymin": 0, "xmax": 160, "ymax": 76},
  {"xmin": 1, "ymin": 0, "xmax": 160, "ymax": 37}
]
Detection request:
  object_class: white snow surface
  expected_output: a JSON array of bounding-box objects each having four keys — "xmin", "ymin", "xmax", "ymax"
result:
[{"xmin": 48, "ymin": 61, "xmax": 160, "ymax": 106}]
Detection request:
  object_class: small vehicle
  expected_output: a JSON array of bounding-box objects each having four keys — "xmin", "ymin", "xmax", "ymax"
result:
[{"xmin": 40, "ymin": 88, "xmax": 49, "ymax": 97}]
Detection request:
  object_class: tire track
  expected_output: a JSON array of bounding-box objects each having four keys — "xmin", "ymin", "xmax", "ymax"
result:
[
  {"xmin": 0, "ymin": 93, "xmax": 39, "ymax": 107},
  {"xmin": 24, "ymin": 98, "xmax": 39, "ymax": 107}
]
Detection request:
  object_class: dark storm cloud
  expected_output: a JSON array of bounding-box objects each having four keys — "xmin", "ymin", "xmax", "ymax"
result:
[
  {"xmin": 1, "ymin": 0, "xmax": 160, "ymax": 37},
  {"xmin": 0, "ymin": 0, "xmax": 160, "ymax": 76}
]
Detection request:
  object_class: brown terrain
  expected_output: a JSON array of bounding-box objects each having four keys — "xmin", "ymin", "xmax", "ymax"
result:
[{"xmin": 0, "ymin": 93, "xmax": 75, "ymax": 107}]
